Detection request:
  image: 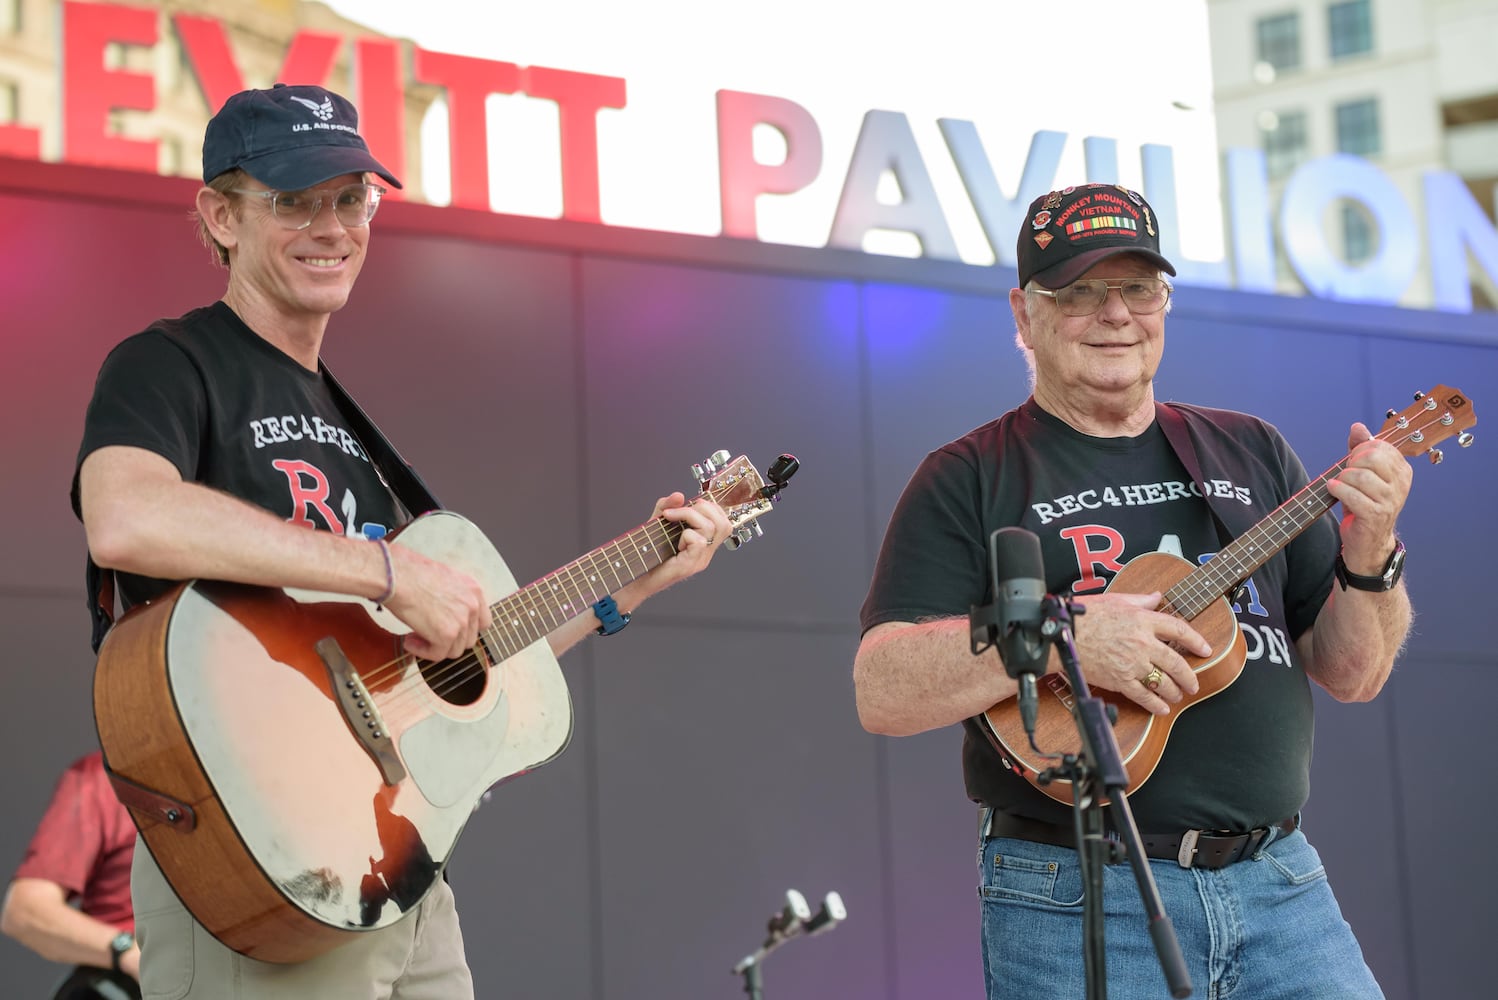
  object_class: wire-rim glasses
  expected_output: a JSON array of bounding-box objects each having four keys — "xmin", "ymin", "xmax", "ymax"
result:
[
  {"xmin": 229, "ymin": 182, "xmax": 387, "ymax": 231},
  {"xmin": 1031, "ymin": 277, "xmax": 1172, "ymax": 317}
]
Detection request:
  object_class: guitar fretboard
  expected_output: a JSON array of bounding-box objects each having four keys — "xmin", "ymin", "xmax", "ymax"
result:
[
  {"xmin": 1162, "ymin": 461, "xmax": 1345, "ymax": 620},
  {"xmin": 482, "ymin": 519, "xmax": 685, "ymax": 659}
]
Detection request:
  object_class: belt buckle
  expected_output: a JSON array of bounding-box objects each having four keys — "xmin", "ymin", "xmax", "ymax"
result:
[{"xmin": 1177, "ymin": 828, "xmax": 1201, "ymax": 869}]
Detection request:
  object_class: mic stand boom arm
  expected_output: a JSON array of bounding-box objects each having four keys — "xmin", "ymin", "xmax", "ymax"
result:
[{"xmin": 1037, "ymin": 593, "xmax": 1192, "ymax": 1000}]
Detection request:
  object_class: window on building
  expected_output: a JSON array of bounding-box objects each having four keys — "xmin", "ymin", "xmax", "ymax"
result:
[
  {"xmin": 1335, "ymin": 98, "xmax": 1381, "ymax": 156},
  {"xmin": 1261, "ymin": 109, "xmax": 1309, "ymax": 180},
  {"xmin": 1329, "ymin": 0, "xmax": 1374, "ymax": 60},
  {"xmin": 1, "ymin": 0, "xmax": 21, "ymax": 34},
  {"xmin": 0, "ymin": 80, "xmax": 18, "ymax": 122},
  {"xmin": 1256, "ymin": 12, "xmax": 1301, "ymax": 72},
  {"xmin": 1342, "ymin": 202, "xmax": 1375, "ymax": 264}
]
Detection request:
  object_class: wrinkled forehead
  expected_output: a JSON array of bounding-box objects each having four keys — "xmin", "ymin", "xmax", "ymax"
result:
[{"xmin": 1074, "ymin": 252, "xmax": 1162, "ymax": 281}]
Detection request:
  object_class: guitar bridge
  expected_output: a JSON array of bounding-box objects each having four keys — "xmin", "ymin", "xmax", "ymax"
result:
[{"xmin": 316, "ymin": 637, "xmax": 407, "ymax": 786}]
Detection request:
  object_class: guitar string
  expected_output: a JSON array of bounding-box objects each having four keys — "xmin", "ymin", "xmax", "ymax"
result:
[
  {"xmin": 373, "ymin": 487, "xmax": 738, "ymax": 715},
  {"xmin": 1159, "ymin": 409, "xmax": 1446, "ymax": 620},
  {"xmin": 366, "ymin": 518, "xmax": 685, "ymax": 723},
  {"xmin": 349, "ymin": 476, "xmax": 751, "ymax": 721}
]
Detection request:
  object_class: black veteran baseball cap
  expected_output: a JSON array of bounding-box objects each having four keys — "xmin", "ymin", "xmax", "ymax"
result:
[
  {"xmin": 202, "ymin": 83, "xmax": 402, "ymax": 190},
  {"xmin": 1016, "ymin": 183, "xmax": 1174, "ymax": 289}
]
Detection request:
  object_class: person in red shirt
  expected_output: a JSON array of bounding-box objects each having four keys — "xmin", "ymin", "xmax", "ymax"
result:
[{"xmin": 2, "ymin": 751, "xmax": 141, "ymax": 999}]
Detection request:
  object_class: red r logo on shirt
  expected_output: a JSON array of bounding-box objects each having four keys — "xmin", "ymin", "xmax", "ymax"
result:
[
  {"xmin": 1058, "ymin": 525, "xmax": 1125, "ymax": 593},
  {"xmin": 271, "ymin": 459, "xmax": 345, "ymax": 533}
]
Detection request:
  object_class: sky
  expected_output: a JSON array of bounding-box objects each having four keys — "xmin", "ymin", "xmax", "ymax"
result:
[{"xmin": 321, "ymin": 0, "xmax": 1225, "ymax": 266}]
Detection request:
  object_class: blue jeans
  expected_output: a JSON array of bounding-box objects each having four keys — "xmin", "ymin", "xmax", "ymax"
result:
[{"xmin": 978, "ymin": 815, "xmax": 1384, "ymax": 999}]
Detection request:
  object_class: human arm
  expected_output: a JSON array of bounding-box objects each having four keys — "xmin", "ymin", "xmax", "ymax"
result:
[
  {"xmin": 545, "ymin": 491, "xmax": 731, "ymax": 657},
  {"xmin": 0, "ymin": 879, "xmax": 139, "ymax": 979},
  {"xmin": 852, "ymin": 445, "xmax": 1207, "ymax": 738},
  {"xmin": 854, "ymin": 590, "xmax": 1208, "ymax": 736},
  {"xmin": 1296, "ymin": 421, "xmax": 1414, "ymax": 701},
  {"xmin": 78, "ymin": 445, "xmax": 489, "ymax": 660}
]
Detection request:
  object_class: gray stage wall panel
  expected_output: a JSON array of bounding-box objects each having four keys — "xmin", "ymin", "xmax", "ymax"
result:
[{"xmin": 1, "ymin": 158, "xmax": 1495, "ymax": 999}]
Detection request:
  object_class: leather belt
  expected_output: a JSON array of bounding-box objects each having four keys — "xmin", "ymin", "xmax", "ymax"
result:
[{"xmin": 984, "ymin": 810, "xmax": 1299, "ymax": 870}]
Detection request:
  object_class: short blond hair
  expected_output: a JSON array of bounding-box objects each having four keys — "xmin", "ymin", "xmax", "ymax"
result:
[{"xmin": 195, "ymin": 169, "xmax": 247, "ymax": 267}]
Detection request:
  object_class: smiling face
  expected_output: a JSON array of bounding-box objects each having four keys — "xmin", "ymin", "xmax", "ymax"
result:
[
  {"xmin": 199, "ymin": 172, "xmax": 371, "ymax": 352},
  {"xmin": 1010, "ymin": 253, "xmax": 1167, "ymax": 435}
]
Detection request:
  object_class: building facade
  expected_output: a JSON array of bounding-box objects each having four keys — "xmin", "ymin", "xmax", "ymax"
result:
[{"xmin": 1207, "ymin": 0, "xmax": 1498, "ymax": 309}]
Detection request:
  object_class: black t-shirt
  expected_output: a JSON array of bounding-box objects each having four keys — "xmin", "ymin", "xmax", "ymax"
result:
[
  {"xmin": 859, "ymin": 398, "xmax": 1339, "ymax": 832},
  {"xmin": 73, "ymin": 301, "xmax": 408, "ymax": 610}
]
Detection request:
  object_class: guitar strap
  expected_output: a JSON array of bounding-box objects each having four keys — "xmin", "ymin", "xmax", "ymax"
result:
[
  {"xmin": 319, "ymin": 362, "xmax": 445, "ymax": 520},
  {"xmin": 1154, "ymin": 401, "xmax": 1236, "ymax": 550},
  {"xmin": 85, "ymin": 365, "xmax": 443, "ymax": 654}
]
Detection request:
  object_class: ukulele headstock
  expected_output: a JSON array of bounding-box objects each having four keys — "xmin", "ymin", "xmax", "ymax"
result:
[
  {"xmin": 693, "ymin": 450, "xmax": 799, "ymax": 549},
  {"xmin": 1378, "ymin": 385, "xmax": 1476, "ymax": 464}
]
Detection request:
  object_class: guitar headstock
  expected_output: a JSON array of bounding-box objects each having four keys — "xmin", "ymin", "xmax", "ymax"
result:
[
  {"xmin": 1377, "ymin": 385, "xmax": 1477, "ymax": 464},
  {"xmin": 693, "ymin": 450, "xmax": 799, "ymax": 549}
]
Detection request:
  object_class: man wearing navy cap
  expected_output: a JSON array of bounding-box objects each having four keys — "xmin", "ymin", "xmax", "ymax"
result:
[
  {"xmin": 855, "ymin": 183, "xmax": 1412, "ymax": 997},
  {"xmin": 73, "ymin": 84, "xmax": 730, "ymax": 998}
]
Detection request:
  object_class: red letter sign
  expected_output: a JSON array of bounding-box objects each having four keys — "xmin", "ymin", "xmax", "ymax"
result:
[
  {"xmin": 62, "ymin": 0, "xmax": 158, "ymax": 171},
  {"xmin": 716, "ymin": 90, "xmax": 823, "ymax": 239},
  {"xmin": 521, "ymin": 66, "xmax": 625, "ymax": 224},
  {"xmin": 414, "ymin": 48, "xmax": 520, "ymax": 211}
]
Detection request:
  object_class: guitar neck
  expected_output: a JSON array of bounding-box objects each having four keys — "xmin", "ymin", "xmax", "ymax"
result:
[
  {"xmin": 1164, "ymin": 459, "xmax": 1346, "ymax": 619},
  {"xmin": 482, "ymin": 518, "xmax": 683, "ymax": 657}
]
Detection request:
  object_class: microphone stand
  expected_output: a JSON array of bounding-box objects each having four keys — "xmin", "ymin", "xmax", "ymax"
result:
[
  {"xmin": 731, "ymin": 890, "xmax": 845, "ymax": 999},
  {"xmin": 1032, "ymin": 593, "xmax": 1191, "ymax": 1000}
]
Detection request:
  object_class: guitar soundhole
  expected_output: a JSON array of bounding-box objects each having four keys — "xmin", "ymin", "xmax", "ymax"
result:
[{"xmin": 417, "ymin": 647, "xmax": 489, "ymax": 706}]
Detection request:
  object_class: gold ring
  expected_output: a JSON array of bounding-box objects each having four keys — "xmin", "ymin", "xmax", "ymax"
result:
[
  {"xmin": 1145, "ymin": 667, "xmax": 1163, "ymax": 691},
  {"xmin": 705, "ymin": 534, "xmax": 715, "ymax": 545}
]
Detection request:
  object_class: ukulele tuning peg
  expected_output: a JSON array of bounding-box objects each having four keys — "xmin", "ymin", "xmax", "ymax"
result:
[
  {"xmin": 1428, "ymin": 448, "xmax": 1443, "ymax": 465},
  {"xmin": 1413, "ymin": 390, "xmax": 1425, "ymax": 400},
  {"xmin": 1385, "ymin": 408, "xmax": 1398, "ymax": 419},
  {"xmin": 1459, "ymin": 431, "xmax": 1475, "ymax": 448}
]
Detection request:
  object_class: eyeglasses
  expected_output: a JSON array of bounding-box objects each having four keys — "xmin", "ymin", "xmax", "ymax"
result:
[
  {"xmin": 229, "ymin": 182, "xmax": 386, "ymax": 230},
  {"xmin": 1031, "ymin": 277, "xmax": 1172, "ymax": 317}
]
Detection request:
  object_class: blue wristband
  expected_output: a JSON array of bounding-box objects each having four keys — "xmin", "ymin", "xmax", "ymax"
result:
[{"xmin": 591, "ymin": 595, "xmax": 631, "ymax": 636}]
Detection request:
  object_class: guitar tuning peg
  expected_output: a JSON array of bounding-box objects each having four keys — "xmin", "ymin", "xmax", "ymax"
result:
[
  {"xmin": 1428, "ymin": 448, "xmax": 1443, "ymax": 465},
  {"xmin": 692, "ymin": 450, "xmax": 733, "ymax": 482},
  {"xmin": 1459, "ymin": 432, "xmax": 1475, "ymax": 448}
]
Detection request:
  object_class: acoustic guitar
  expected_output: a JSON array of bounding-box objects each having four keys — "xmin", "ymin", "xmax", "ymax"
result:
[
  {"xmin": 980, "ymin": 386, "xmax": 1475, "ymax": 806},
  {"xmin": 94, "ymin": 452, "xmax": 796, "ymax": 963}
]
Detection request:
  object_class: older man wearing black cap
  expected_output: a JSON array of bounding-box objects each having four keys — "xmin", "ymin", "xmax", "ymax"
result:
[
  {"xmin": 72, "ymin": 84, "xmax": 730, "ymax": 998},
  {"xmin": 854, "ymin": 183, "xmax": 1412, "ymax": 997}
]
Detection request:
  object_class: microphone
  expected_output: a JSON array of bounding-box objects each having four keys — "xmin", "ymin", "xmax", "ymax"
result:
[
  {"xmin": 801, "ymin": 891, "xmax": 846, "ymax": 937},
  {"xmin": 984, "ymin": 527, "xmax": 1051, "ymax": 738},
  {"xmin": 765, "ymin": 889, "xmax": 811, "ymax": 944}
]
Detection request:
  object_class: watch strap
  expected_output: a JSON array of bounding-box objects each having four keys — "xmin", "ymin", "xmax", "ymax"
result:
[
  {"xmin": 109, "ymin": 931, "xmax": 134, "ymax": 971},
  {"xmin": 1335, "ymin": 539, "xmax": 1405, "ymax": 592}
]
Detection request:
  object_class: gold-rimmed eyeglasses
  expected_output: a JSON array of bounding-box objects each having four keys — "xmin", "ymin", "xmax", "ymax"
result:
[
  {"xmin": 1031, "ymin": 277, "xmax": 1172, "ymax": 317},
  {"xmin": 229, "ymin": 182, "xmax": 386, "ymax": 231}
]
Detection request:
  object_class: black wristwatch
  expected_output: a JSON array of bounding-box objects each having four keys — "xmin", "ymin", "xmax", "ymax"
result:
[
  {"xmin": 109, "ymin": 931, "xmax": 134, "ymax": 972},
  {"xmin": 1334, "ymin": 539, "xmax": 1406, "ymax": 592}
]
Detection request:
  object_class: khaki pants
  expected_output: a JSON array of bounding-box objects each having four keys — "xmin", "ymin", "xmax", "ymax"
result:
[{"xmin": 131, "ymin": 836, "xmax": 474, "ymax": 1000}]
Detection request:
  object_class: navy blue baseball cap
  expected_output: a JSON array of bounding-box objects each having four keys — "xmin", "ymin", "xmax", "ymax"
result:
[
  {"xmin": 202, "ymin": 83, "xmax": 402, "ymax": 190},
  {"xmin": 1017, "ymin": 184, "xmax": 1173, "ymax": 288}
]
